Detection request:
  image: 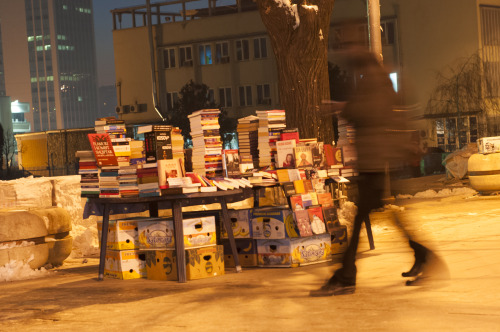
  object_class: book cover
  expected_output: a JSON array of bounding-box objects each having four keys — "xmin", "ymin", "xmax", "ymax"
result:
[
  {"xmin": 222, "ymin": 149, "xmax": 240, "ymax": 177},
  {"xmin": 301, "ymin": 193, "xmax": 313, "ymax": 209},
  {"xmin": 280, "ymin": 128, "xmax": 299, "ymax": 143},
  {"xmin": 157, "ymin": 159, "xmax": 182, "ymax": 189},
  {"xmin": 276, "ymin": 140, "xmax": 296, "ymax": 169},
  {"xmin": 303, "ymin": 179, "xmax": 314, "ymax": 193},
  {"xmin": 324, "ymin": 144, "xmax": 343, "ymax": 167},
  {"xmin": 289, "ymin": 194, "xmax": 303, "ymax": 211},
  {"xmin": 88, "ymin": 133, "xmax": 118, "ymax": 166},
  {"xmin": 281, "ymin": 182, "xmax": 296, "ymax": 197},
  {"xmin": 307, "ymin": 206, "xmax": 327, "ymax": 234},
  {"xmin": 294, "ymin": 144, "xmax": 313, "ymax": 169},
  {"xmin": 322, "ymin": 206, "xmax": 341, "ymax": 232},
  {"xmin": 287, "ymin": 168, "xmax": 301, "ymax": 181},
  {"xmin": 276, "ymin": 169, "xmax": 291, "ymax": 183},
  {"xmin": 144, "ymin": 128, "xmax": 173, "ymax": 163},
  {"xmin": 317, "ymin": 192, "xmax": 334, "ymax": 207},
  {"xmin": 293, "ymin": 179, "xmax": 305, "ymax": 194},
  {"xmin": 311, "ymin": 142, "xmax": 325, "ymax": 168},
  {"xmin": 294, "ymin": 210, "xmax": 312, "ymax": 237}
]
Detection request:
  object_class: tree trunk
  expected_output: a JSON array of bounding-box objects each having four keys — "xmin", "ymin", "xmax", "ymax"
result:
[{"xmin": 257, "ymin": 0, "xmax": 335, "ymax": 144}]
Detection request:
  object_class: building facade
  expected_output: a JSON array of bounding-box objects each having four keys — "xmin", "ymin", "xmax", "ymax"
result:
[
  {"xmin": 111, "ymin": 0, "xmax": 500, "ymax": 152},
  {"xmin": 0, "ymin": 0, "xmax": 99, "ymax": 132}
]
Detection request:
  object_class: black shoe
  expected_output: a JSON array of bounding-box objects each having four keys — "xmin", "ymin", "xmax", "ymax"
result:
[
  {"xmin": 309, "ymin": 279, "xmax": 355, "ymax": 297},
  {"xmin": 402, "ymin": 240, "xmax": 428, "ymax": 277}
]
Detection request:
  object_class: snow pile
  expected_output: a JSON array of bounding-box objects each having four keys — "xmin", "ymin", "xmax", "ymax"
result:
[
  {"xmin": 383, "ymin": 204, "xmax": 405, "ymax": 212},
  {"xmin": 273, "ymin": 0, "xmax": 300, "ymax": 29},
  {"xmin": 52, "ymin": 175, "xmax": 83, "ymax": 223},
  {"xmin": 339, "ymin": 201, "xmax": 357, "ymax": 234},
  {"xmin": 413, "ymin": 187, "xmax": 477, "ymax": 198},
  {"xmin": 0, "ymin": 255, "xmax": 51, "ymax": 282},
  {"xmin": 0, "ymin": 176, "xmax": 53, "ymax": 208},
  {"xmin": 0, "ymin": 241, "xmax": 35, "ymax": 250},
  {"xmin": 70, "ymin": 222, "xmax": 99, "ymax": 258}
]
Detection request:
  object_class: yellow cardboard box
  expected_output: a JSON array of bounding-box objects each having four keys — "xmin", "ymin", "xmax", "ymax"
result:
[
  {"xmin": 145, "ymin": 245, "xmax": 224, "ymax": 281},
  {"xmin": 183, "ymin": 216, "xmax": 217, "ymax": 248},
  {"xmin": 330, "ymin": 225, "xmax": 348, "ymax": 255},
  {"xmin": 222, "ymin": 239, "xmax": 258, "ymax": 267},
  {"xmin": 104, "ymin": 249, "xmax": 146, "ymax": 279},
  {"xmin": 257, "ymin": 233, "xmax": 331, "ymax": 267},
  {"xmin": 97, "ymin": 217, "xmax": 143, "ymax": 250},
  {"xmin": 221, "ymin": 209, "xmax": 252, "ymax": 239},
  {"xmin": 138, "ymin": 218, "xmax": 175, "ymax": 249}
]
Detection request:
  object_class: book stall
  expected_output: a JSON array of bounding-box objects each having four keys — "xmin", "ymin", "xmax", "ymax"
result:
[{"xmin": 78, "ymin": 109, "xmax": 361, "ymax": 283}]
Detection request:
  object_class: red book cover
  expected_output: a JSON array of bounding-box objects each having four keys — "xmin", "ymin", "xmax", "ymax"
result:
[
  {"xmin": 88, "ymin": 133, "xmax": 118, "ymax": 167},
  {"xmin": 317, "ymin": 192, "xmax": 333, "ymax": 207},
  {"xmin": 324, "ymin": 144, "xmax": 343, "ymax": 167},
  {"xmin": 289, "ymin": 194, "xmax": 303, "ymax": 211},
  {"xmin": 307, "ymin": 206, "xmax": 327, "ymax": 234},
  {"xmin": 280, "ymin": 130, "xmax": 300, "ymax": 143}
]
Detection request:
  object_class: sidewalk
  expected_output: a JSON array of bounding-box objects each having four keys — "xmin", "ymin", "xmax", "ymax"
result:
[{"xmin": 1, "ymin": 184, "xmax": 500, "ymax": 331}]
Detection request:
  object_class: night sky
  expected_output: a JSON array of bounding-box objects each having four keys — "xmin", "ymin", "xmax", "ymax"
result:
[{"xmin": 93, "ymin": 0, "xmax": 155, "ymax": 87}]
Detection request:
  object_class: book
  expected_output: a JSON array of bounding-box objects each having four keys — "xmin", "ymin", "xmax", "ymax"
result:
[
  {"xmin": 287, "ymin": 169, "xmax": 301, "ymax": 181},
  {"xmin": 157, "ymin": 159, "xmax": 182, "ymax": 189},
  {"xmin": 303, "ymin": 179, "xmax": 314, "ymax": 193},
  {"xmin": 281, "ymin": 182, "xmax": 296, "ymax": 197},
  {"xmin": 307, "ymin": 206, "xmax": 326, "ymax": 234},
  {"xmin": 301, "ymin": 193, "xmax": 313, "ymax": 209},
  {"xmin": 289, "ymin": 195, "xmax": 303, "ymax": 211},
  {"xmin": 324, "ymin": 144, "xmax": 343, "ymax": 167},
  {"xmin": 280, "ymin": 128, "xmax": 299, "ymax": 143},
  {"xmin": 88, "ymin": 133, "xmax": 118, "ymax": 166},
  {"xmin": 322, "ymin": 206, "xmax": 341, "ymax": 232},
  {"xmin": 276, "ymin": 169, "xmax": 291, "ymax": 183},
  {"xmin": 222, "ymin": 149, "xmax": 240, "ymax": 177},
  {"xmin": 294, "ymin": 209, "xmax": 312, "ymax": 237},
  {"xmin": 293, "ymin": 179, "xmax": 305, "ymax": 194},
  {"xmin": 294, "ymin": 144, "xmax": 314, "ymax": 169},
  {"xmin": 311, "ymin": 142, "xmax": 325, "ymax": 168},
  {"xmin": 276, "ymin": 140, "xmax": 296, "ymax": 169},
  {"xmin": 317, "ymin": 192, "xmax": 334, "ymax": 207},
  {"xmin": 144, "ymin": 127, "xmax": 173, "ymax": 162}
]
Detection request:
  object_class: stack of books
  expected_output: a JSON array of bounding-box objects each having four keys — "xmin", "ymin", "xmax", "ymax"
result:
[
  {"xmin": 76, "ymin": 150, "xmax": 99, "ymax": 196},
  {"xmin": 188, "ymin": 109, "xmax": 223, "ymax": 177},
  {"xmin": 99, "ymin": 165, "xmax": 120, "ymax": 198},
  {"xmin": 137, "ymin": 163, "xmax": 160, "ymax": 197},
  {"xmin": 94, "ymin": 117, "xmax": 128, "ymax": 166},
  {"xmin": 256, "ymin": 110, "xmax": 286, "ymax": 167},
  {"xmin": 118, "ymin": 165, "xmax": 139, "ymax": 197},
  {"xmin": 237, "ymin": 115, "xmax": 259, "ymax": 172},
  {"xmin": 336, "ymin": 116, "xmax": 356, "ymax": 167},
  {"xmin": 139, "ymin": 124, "xmax": 174, "ymax": 163},
  {"xmin": 112, "ymin": 137, "xmax": 132, "ymax": 166},
  {"xmin": 171, "ymin": 127, "xmax": 185, "ymax": 166}
]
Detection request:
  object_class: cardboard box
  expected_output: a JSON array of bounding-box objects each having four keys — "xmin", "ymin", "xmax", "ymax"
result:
[
  {"xmin": 330, "ymin": 225, "xmax": 348, "ymax": 255},
  {"xmin": 251, "ymin": 208, "xmax": 299, "ymax": 239},
  {"xmin": 183, "ymin": 216, "xmax": 217, "ymax": 248},
  {"xmin": 138, "ymin": 218, "xmax": 175, "ymax": 250},
  {"xmin": 221, "ymin": 209, "xmax": 252, "ymax": 239},
  {"xmin": 478, "ymin": 136, "xmax": 500, "ymax": 154},
  {"xmin": 145, "ymin": 245, "xmax": 225, "ymax": 281},
  {"xmin": 256, "ymin": 233, "xmax": 331, "ymax": 267},
  {"xmin": 97, "ymin": 217, "xmax": 145, "ymax": 250},
  {"xmin": 104, "ymin": 249, "xmax": 146, "ymax": 279},
  {"xmin": 222, "ymin": 239, "xmax": 258, "ymax": 267}
]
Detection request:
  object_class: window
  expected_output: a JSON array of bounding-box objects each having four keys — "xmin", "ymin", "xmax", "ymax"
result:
[
  {"xmin": 239, "ymin": 86, "xmax": 252, "ymax": 106},
  {"xmin": 163, "ymin": 48, "xmax": 176, "ymax": 69},
  {"xmin": 207, "ymin": 89, "xmax": 215, "ymax": 104},
  {"xmin": 179, "ymin": 46, "xmax": 193, "ymax": 67},
  {"xmin": 215, "ymin": 41, "xmax": 229, "ymax": 64},
  {"xmin": 166, "ymin": 92, "xmax": 179, "ymax": 110},
  {"xmin": 236, "ymin": 39, "xmax": 249, "ymax": 61},
  {"xmin": 381, "ymin": 21, "xmax": 395, "ymax": 45},
  {"xmin": 254, "ymin": 37, "xmax": 268, "ymax": 59},
  {"xmin": 256, "ymin": 84, "xmax": 271, "ymax": 105},
  {"xmin": 219, "ymin": 87, "xmax": 232, "ymax": 107},
  {"xmin": 199, "ymin": 44, "xmax": 212, "ymax": 65}
]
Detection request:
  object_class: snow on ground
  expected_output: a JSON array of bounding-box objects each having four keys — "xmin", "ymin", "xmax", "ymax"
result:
[{"xmin": 0, "ymin": 255, "xmax": 51, "ymax": 282}]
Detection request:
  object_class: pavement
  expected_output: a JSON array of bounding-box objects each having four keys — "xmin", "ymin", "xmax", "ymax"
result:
[{"xmin": 1, "ymin": 175, "xmax": 500, "ymax": 331}]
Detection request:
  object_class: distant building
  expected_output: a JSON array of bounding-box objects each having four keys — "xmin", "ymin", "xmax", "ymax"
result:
[
  {"xmin": 111, "ymin": 0, "xmax": 500, "ymax": 152},
  {"xmin": 98, "ymin": 85, "xmax": 118, "ymax": 119},
  {"xmin": 0, "ymin": 0, "xmax": 99, "ymax": 132}
]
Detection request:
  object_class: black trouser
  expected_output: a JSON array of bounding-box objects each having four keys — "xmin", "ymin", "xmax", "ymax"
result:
[{"xmin": 333, "ymin": 172, "xmax": 386, "ymax": 285}]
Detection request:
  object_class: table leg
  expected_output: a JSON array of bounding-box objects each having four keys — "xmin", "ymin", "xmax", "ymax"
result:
[
  {"xmin": 172, "ymin": 200, "xmax": 187, "ymax": 283},
  {"xmin": 364, "ymin": 216, "xmax": 375, "ymax": 250},
  {"xmin": 149, "ymin": 201, "xmax": 159, "ymax": 217},
  {"xmin": 219, "ymin": 197, "xmax": 242, "ymax": 273},
  {"xmin": 98, "ymin": 203, "xmax": 110, "ymax": 281}
]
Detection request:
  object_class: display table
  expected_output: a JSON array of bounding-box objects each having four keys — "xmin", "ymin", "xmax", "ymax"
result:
[{"xmin": 86, "ymin": 188, "xmax": 253, "ymax": 283}]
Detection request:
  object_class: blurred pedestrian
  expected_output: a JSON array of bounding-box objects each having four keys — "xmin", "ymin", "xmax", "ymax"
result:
[{"xmin": 311, "ymin": 48, "xmax": 447, "ymax": 296}]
